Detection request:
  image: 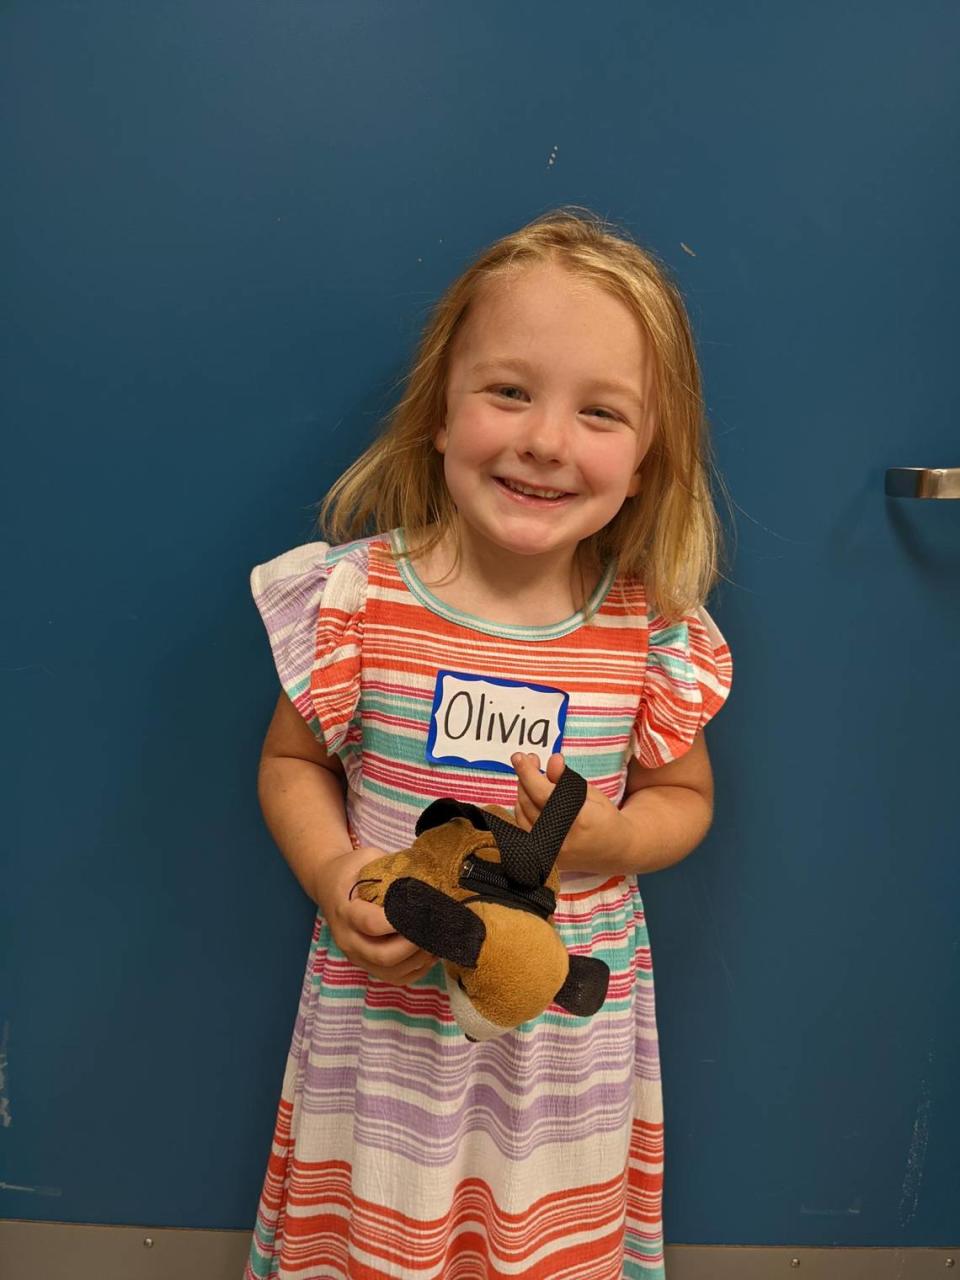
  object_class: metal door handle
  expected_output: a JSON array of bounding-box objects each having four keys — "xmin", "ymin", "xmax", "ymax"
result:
[{"xmin": 885, "ymin": 467, "xmax": 960, "ymax": 499}]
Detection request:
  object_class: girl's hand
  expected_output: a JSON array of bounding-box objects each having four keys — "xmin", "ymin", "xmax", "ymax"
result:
[
  {"xmin": 511, "ymin": 752, "xmax": 631, "ymax": 869},
  {"xmin": 314, "ymin": 845, "xmax": 437, "ymax": 985}
]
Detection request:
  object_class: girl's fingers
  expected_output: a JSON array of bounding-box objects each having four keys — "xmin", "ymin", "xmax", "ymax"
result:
[
  {"xmin": 396, "ymin": 953, "xmax": 437, "ymax": 983},
  {"xmin": 520, "ymin": 754, "xmax": 555, "ymax": 798},
  {"xmin": 365, "ymin": 934, "xmax": 423, "ymax": 966},
  {"xmin": 545, "ymin": 752, "xmax": 566, "ymax": 782},
  {"xmin": 512, "ymin": 751, "xmax": 558, "ymax": 828},
  {"xmin": 367, "ymin": 950, "xmax": 436, "ymax": 985},
  {"xmin": 345, "ymin": 896, "xmax": 400, "ymax": 937},
  {"xmin": 340, "ymin": 922, "xmax": 421, "ymax": 968},
  {"xmin": 511, "ymin": 752, "xmax": 541, "ymax": 780},
  {"xmin": 513, "ymin": 789, "xmax": 536, "ymax": 830}
]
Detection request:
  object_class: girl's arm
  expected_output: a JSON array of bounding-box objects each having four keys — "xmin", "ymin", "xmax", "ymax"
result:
[
  {"xmin": 511, "ymin": 734, "xmax": 715, "ymax": 877},
  {"xmin": 258, "ymin": 694, "xmax": 436, "ymax": 983},
  {"xmin": 257, "ymin": 692, "xmax": 354, "ymax": 901},
  {"xmin": 612, "ymin": 733, "xmax": 715, "ymax": 874}
]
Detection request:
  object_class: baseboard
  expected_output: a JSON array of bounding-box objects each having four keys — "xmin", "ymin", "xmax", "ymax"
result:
[
  {"xmin": 0, "ymin": 1220, "xmax": 250, "ymax": 1279},
  {"xmin": 663, "ymin": 1244, "xmax": 958, "ymax": 1278},
  {"xmin": 0, "ymin": 1219, "xmax": 956, "ymax": 1278}
]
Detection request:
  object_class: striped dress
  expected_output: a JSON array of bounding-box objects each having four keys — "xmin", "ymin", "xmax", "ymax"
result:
[{"xmin": 246, "ymin": 530, "xmax": 732, "ymax": 1280}]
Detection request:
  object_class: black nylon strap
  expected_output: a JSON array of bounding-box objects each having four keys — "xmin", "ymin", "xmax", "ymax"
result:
[{"xmin": 481, "ymin": 768, "xmax": 587, "ymax": 887}]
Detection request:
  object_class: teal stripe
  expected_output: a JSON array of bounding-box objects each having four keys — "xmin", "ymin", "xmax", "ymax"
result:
[
  {"xmin": 361, "ymin": 1006, "xmax": 475, "ymax": 1036},
  {"xmin": 246, "ymin": 1239, "xmax": 274, "ymax": 1279},
  {"xmin": 361, "ymin": 733, "xmax": 627, "ymax": 782},
  {"xmin": 362, "ymin": 691, "xmax": 428, "ymax": 717},
  {"xmin": 563, "ymin": 715, "xmax": 635, "ymax": 738},
  {"xmin": 647, "ymin": 621, "xmax": 693, "ymax": 675},
  {"xmin": 364, "ymin": 773, "xmax": 432, "ymax": 809},
  {"xmin": 325, "ymin": 534, "xmax": 376, "ymax": 565},
  {"xmin": 286, "ymin": 672, "xmax": 310, "ymax": 697},
  {"xmin": 302, "ymin": 986, "xmax": 640, "ymax": 1027},
  {"xmin": 561, "ymin": 748, "xmax": 630, "ymax": 779},
  {"xmin": 364, "ymin": 726, "xmax": 433, "ymax": 765},
  {"xmin": 624, "ymin": 1250, "xmax": 665, "ymax": 1279}
]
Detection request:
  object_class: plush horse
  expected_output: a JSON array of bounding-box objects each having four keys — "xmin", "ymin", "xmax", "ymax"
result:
[{"xmin": 350, "ymin": 766, "xmax": 610, "ymax": 1041}]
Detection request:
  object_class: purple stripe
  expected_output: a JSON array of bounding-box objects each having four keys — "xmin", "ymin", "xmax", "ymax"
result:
[{"xmin": 350, "ymin": 1081, "xmax": 634, "ymax": 1165}]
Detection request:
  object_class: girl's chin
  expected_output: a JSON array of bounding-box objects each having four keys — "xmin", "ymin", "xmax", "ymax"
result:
[
  {"xmin": 469, "ymin": 529, "xmax": 580, "ymax": 561},
  {"xmin": 451, "ymin": 506, "xmax": 593, "ymax": 561}
]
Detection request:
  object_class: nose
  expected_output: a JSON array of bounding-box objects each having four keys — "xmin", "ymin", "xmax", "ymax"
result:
[{"xmin": 516, "ymin": 405, "xmax": 568, "ymax": 465}]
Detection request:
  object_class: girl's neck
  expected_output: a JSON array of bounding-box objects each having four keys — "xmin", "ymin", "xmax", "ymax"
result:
[{"xmin": 405, "ymin": 525, "xmax": 601, "ymax": 627}]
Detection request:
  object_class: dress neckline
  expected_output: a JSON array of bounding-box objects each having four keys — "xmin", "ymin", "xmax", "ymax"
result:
[{"xmin": 387, "ymin": 528, "xmax": 619, "ymax": 641}]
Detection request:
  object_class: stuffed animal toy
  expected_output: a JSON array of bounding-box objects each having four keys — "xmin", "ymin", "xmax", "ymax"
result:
[{"xmin": 350, "ymin": 765, "xmax": 610, "ymax": 1041}]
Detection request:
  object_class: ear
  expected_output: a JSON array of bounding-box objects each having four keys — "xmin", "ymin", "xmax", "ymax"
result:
[
  {"xmin": 434, "ymin": 423, "xmax": 448, "ymax": 454},
  {"xmin": 625, "ymin": 469, "xmax": 641, "ymax": 498},
  {"xmin": 383, "ymin": 877, "xmax": 486, "ymax": 968},
  {"xmin": 415, "ymin": 797, "xmax": 492, "ymax": 836},
  {"xmin": 553, "ymin": 954, "xmax": 610, "ymax": 1017}
]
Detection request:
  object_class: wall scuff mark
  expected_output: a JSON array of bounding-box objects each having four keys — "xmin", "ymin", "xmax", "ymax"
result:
[
  {"xmin": 0, "ymin": 1021, "xmax": 11, "ymax": 1128},
  {"xmin": 898, "ymin": 1053, "xmax": 934, "ymax": 1228},
  {"xmin": 0, "ymin": 1181, "xmax": 63, "ymax": 1196}
]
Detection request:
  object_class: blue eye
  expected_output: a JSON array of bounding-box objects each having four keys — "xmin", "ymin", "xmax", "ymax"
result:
[
  {"xmin": 495, "ymin": 385, "xmax": 527, "ymax": 401},
  {"xmin": 585, "ymin": 407, "xmax": 620, "ymax": 422}
]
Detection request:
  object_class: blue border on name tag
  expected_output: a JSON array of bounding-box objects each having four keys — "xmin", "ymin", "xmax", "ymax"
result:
[{"xmin": 426, "ymin": 668, "xmax": 569, "ymax": 773}]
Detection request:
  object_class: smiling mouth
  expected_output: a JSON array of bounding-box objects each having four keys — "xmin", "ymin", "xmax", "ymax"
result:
[{"xmin": 495, "ymin": 477, "xmax": 573, "ymax": 502}]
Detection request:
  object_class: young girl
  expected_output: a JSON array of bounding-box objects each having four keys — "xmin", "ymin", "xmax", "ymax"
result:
[{"xmin": 246, "ymin": 209, "xmax": 732, "ymax": 1280}]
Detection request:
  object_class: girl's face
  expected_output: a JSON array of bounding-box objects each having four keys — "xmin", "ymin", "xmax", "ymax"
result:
[{"xmin": 436, "ymin": 261, "xmax": 655, "ymax": 572}]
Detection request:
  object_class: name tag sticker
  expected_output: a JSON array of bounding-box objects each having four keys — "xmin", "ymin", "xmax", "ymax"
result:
[{"xmin": 426, "ymin": 669, "xmax": 569, "ymax": 773}]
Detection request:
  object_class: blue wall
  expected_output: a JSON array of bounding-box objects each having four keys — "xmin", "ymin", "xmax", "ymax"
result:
[{"xmin": 3, "ymin": 0, "xmax": 958, "ymax": 1246}]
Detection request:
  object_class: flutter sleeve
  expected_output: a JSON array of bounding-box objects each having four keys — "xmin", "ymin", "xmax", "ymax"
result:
[
  {"xmin": 250, "ymin": 541, "xmax": 367, "ymax": 754},
  {"xmin": 632, "ymin": 605, "xmax": 733, "ymax": 768}
]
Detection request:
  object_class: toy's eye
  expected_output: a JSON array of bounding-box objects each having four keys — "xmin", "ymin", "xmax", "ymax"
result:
[{"xmin": 457, "ymin": 977, "xmax": 467, "ymax": 992}]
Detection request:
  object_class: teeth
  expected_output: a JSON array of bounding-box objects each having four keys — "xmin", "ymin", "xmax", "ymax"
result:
[{"xmin": 502, "ymin": 479, "xmax": 567, "ymax": 499}]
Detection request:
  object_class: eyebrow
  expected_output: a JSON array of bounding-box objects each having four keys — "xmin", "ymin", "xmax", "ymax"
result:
[{"xmin": 469, "ymin": 358, "xmax": 645, "ymax": 409}]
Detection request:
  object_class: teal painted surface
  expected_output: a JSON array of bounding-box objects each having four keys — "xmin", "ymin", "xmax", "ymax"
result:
[{"xmin": 2, "ymin": 0, "xmax": 957, "ymax": 1245}]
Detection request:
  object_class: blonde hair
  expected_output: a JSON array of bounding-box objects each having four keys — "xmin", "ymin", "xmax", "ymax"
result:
[{"xmin": 319, "ymin": 207, "xmax": 723, "ymax": 620}]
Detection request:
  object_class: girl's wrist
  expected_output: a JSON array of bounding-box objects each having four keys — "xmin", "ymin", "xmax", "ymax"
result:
[
  {"xmin": 555, "ymin": 802, "xmax": 636, "ymax": 874},
  {"xmin": 310, "ymin": 847, "xmax": 354, "ymax": 910}
]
